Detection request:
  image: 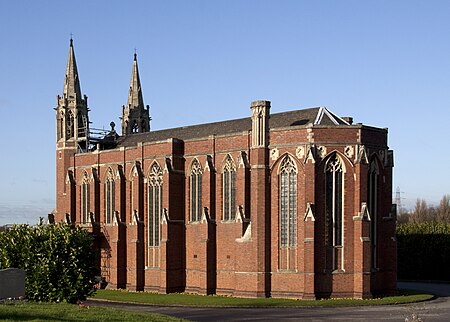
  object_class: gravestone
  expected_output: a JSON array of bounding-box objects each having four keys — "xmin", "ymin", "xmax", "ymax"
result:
[{"xmin": 0, "ymin": 268, "xmax": 25, "ymax": 299}]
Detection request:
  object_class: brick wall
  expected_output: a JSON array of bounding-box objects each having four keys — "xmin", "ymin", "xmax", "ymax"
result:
[{"xmin": 55, "ymin": 124, "xmax": 396, "ymax": 299}]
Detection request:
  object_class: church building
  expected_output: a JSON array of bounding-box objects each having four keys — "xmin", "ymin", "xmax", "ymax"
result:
[{"xmin": 54, "ymin": 39, "xmax": 397, "ymax": 299}]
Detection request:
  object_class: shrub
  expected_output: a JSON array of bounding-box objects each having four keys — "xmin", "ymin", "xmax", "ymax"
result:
[
  {"xmin": 397, "ymin": 222, "xmax": 450, "ymax": 281},
  {"xmin": 0, "ymin": 221, "xmax": 97, "ymax": 303}
]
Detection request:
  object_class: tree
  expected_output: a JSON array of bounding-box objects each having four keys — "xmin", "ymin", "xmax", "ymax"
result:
[
  {"xmin": 409, "ymin": 199, "xmax": 433, "ymax": 223},
  {"xmin": 436, "ymin": 194, "xmax": 450, "ymax": 223},
  {"xmin": 0, "ymin": 221, "xmax": 97, "ymax": 303}
]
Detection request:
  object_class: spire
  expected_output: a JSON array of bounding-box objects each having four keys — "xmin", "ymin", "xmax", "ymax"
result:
[
  {"xmin": 121, "ymin": 52, "xmax": 150, "ymax": 135},
  {"xmin": 63, "ymin": 38, "xmax": 82, "ymax": 99},
  {"xmin": 127, "ymin": 52, "xmax": 144, "ymax": 109},
  {"xmin": 56, "ymin": 37, "xmax": 89, "ymax": 151}
]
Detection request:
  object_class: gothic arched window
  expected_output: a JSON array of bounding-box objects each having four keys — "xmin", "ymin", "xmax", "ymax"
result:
[
  {"xmin": 368, "ymin": 159, "xmax": 379, "ymax": 268},
  {"xmin": 81, "ymin": 171, "xmax": 90, "ymax": 224},
  {"xmin": 148, "ymin": 163, "xmax": 162, "ymax": 249},
  {"xmin": 222, "ymin": 155, "xmax": 236, "ymax": 221},
  {"xmin": 190, "ymin": 159, "xmax": 203, "ymax": 222},
  {"xmin": 279, "ymin": 156, "xmax": 297, "ymax": 247},
  {"xmin": 326, "ymin": 154, "xmax": 344, "ymax": 270},
  {"xmin": 105, "ymin": 168, "xmax": 115, "ymax": 224}
]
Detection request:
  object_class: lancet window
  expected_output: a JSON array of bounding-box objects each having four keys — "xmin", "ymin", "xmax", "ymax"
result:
[
  {"xmin": 190, "ymin": 159, "xmax": 203, "ymax": 222},
  {"xmin": 105, "ymin": 168, "xmax": 115, "ymax": 224},
  {"xmin": 81, "ymin": 171, "xmax": 90, "ymax": 224}
]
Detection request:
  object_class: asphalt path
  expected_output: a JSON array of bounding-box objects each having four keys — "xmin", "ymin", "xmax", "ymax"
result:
[{"xmin": 86, "ymin": 282, "xmax": 450, "ymax": 321}]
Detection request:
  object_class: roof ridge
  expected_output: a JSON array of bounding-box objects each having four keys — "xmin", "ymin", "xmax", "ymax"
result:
[{"xmin": 116, "ymin": 107, "xmax": 326, "ymax": 148}]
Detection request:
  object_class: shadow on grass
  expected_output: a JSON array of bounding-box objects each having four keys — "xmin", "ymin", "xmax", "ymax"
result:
[{"xmin": 0, "ymin": 301, "xmax": 179, "ymax": 322}]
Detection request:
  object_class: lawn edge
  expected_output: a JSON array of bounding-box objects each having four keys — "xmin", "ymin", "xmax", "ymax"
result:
[{"xmin": 88, "ymin": 289, "xmax": 435, "ymax": 309}]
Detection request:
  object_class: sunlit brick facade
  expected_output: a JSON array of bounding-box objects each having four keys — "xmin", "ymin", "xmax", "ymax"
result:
[{"xmin": 54, "ymin": 40, "xmax": 397, "ymax": 299}]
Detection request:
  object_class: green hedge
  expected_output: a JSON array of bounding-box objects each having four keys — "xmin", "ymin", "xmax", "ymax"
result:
[
  {"xmin": 0, "ymin": 221, "xmax": 97, "ymax": 303},
  {"xmin": 397, "ymin": 223, "xmax": 450, "ymax": 281}
]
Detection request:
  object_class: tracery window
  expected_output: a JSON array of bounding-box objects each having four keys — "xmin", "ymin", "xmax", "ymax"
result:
[
  {"xmin": 148, "ymin": 163, "xmax": 162, "ymax": 248},
  {"xmin": 279, "ymin": 156, "xmax": 297, "ymax": 247},
  {"xmin": 81, "ymin": 171, "xmax": 90, "ymax": 224},
  {"xmin": 190, "ymin": 159, "xmax": 202, "ymax": 222},
  {"xmin": 105, "ymin": 168, "xmax": 115, "ymax": 224},
  {"xmin": 222, "ymin": 155, "xmax": 236, "ymax": 221},
  {"xmin": 368, "ymin": 160, "xmax": 379, "ymax": 268},
  {"xmin": 326, "ymin": 154, "xmax": 344, "ymax": 270}
]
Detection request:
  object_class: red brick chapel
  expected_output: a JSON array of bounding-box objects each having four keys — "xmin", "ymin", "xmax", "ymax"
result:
[{"xmin": 53, "ymin": 39, "xmax": 397, "ymax": 299}]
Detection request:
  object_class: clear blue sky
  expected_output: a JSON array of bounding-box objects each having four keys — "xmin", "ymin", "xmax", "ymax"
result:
[{"xmin": 0, "ymin": 0, "xmax": 449, "ymax": 225}]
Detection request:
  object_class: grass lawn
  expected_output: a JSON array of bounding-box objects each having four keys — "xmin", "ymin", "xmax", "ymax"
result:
[
  {"xmin": 0, "ymin": 301, "xmax": 182, "ymax": 322},
  {"xmin": 92, "ymin": 289, "xmax": 433, "ymax": 307},
  {"xmin": 0, "ymin": 290, "xmax": 433, "ymax": 321}
]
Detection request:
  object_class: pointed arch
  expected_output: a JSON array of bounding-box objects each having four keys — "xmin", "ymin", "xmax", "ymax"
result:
[
  {"xmin": 321, "ymin": 150, "xmax": 350, "ymax": 174},
  {"xmin": 270, "ymin": 152, "xmax": 303, "ymax": 174},
  {"xmin": 277, "ymin": 153, "xmax": 298, "ymax": 175},
  {"xmin": 324, "ymin": 153, "xmax": 344, "ymax": 271},
  {"xmin": 129, "ymin": 164, "xmax": 140, "ymax": 180},
  {"xmin": 147, "ymin": 161, "xmax": 163, "ymax": 184},
  {"xmin": 189, "ymin": 158, "xmax": 203, "ymax": 222},
  {"xmin": 105, "ymin": 167, "xmax": 115, "ymax": 224},
  {"xmin": 81, "ymin": 171, "xmax": 90, "ymax": 224},
  {"xmin": 222, "ymin": 154, "xmax": 237, "ymax": 221},
  {"xmin": 368, "ymin": 153, "xmax": 382, "ymax": 174}
]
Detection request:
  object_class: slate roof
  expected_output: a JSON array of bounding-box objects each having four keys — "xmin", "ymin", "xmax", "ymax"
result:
[{"xmin": 116, "ymin": 106, "xmax": 350, "ymax": 148}]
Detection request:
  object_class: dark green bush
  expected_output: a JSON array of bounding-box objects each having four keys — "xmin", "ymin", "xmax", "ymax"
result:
[
  {"xmin": 0, "ymin": 221, "xmax": 97, "ymax": 303},
  {"xmin": 397, "ymin": 223, "xmax": 450, "ymax": 281}
]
